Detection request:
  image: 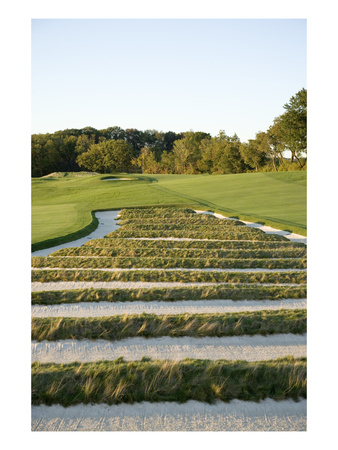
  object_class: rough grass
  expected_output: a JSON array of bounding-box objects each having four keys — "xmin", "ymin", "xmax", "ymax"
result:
[
  {"xmin": 107, "ymin": 229, "xmax": 289, "ymax": 241},
  {"xmin": 31, "ymin": 285, "xmax": 307, "ymax": 305},
  {"xmin": 31, "ymin": 357, "xmax": 307, "ymax": 406},
  {"xmin": 32, "ymin": 256, "xmax": 307, "ymax": 270},
  {"xmin": 31, "ymin": 268, "xmax": 307, "ymax": 284},
  {"xmin": 50, "ymin": 246, "xmax": 307, "ymax": 259},
  {"xmin": 31, "ymin": 310, "xmax": 307, "ymax": 342},
  {"xmin": 82, "ymin": 238, "xmax": 306, "ymax": 250}
]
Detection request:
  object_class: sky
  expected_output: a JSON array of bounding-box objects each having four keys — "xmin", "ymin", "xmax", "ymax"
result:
[{"xmin": 31, "ymin": 18, "xmax": 306, "ymax": 142}]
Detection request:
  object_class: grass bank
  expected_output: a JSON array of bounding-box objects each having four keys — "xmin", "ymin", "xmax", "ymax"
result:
[
  {"xmin": 31, "ymin": 357, "xmax": 307, "ymax": 406},
  {"xmin": 31, "ymin": 310, "xmax": 306, "ymax": 342},
  {"xmin": 51, "ymin": 246, "xmax": 307, "ymax": 259},
  {"xmin": 82, "ymin": 238, "xmax": 306, "ymax": 250},
  {"xmin": 32, "ymin": 256, "xmax": 307, "ymax": 270},
  {"xmin": 31, "ymin": 268, "xmax": 306, "ymax": 284},
  {"xmin": 31, "ymin": 285, "xmax": 307, "ymax": 305}
]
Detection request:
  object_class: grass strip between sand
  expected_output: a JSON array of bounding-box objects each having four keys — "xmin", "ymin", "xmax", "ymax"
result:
[
  {"xmin": 31, "ymin": 268, "xmax": 306, "ymax": 284},
  {"xmin": 82, "ymin": 238, "xmax": 305, "ymax": 250},
  {"xmin": 31, "ymin": 310, "xmax": 306, "ymax": 342},
  {"xmin": 32, "ymin": 256, "xmax": 307, "ymax": 270},
  {"xmin": 31, "ymin": 357, "xmax": 307, "ymax": 406},
  {"xmin": 31, "ymin": 285, "xmax": 307, "ymax": 305},
  {"xmin": 50, "ymin": 246, "xmax": 307, "ymax": 259},
  {"xmin": 107, "ymin": 229, "xmax": 288, "ymax": 241}
]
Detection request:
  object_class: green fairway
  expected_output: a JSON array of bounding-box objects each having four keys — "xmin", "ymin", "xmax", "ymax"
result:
[{"xmin": 32, "ymin": 171, "xmax": 306, "ymax": 248}]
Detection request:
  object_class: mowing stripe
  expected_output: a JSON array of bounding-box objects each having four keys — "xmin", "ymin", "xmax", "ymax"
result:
[
  {"xmin": 31, "ymin": 281, "xmax": 301, "ymax": 292},
  {"xmin": 31, "ymin": 299, "xmax": 307, "ymax": 318},
  {"xmin": 31, "ymin": 398, "xmax": 307, "ymax": 431},
  {"xmin": 31, "ymin": 333, "xmax": 307, "ymax": 363}
]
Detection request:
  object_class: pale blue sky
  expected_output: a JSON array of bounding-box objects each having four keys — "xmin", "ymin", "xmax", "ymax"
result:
[{"xmin": 31, "ymin": 19, "xmax": 306, "ymax": 142}]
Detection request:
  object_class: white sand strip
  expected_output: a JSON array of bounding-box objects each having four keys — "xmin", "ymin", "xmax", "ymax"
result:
[
  {"xmin": 31, "ymin": 334, "xmax": 306, "ymax": 363},
  {"xmin": 31, "ymin": 299, "xmax": 307, "ymax": 318},
  {"xmin": 32, "ymin": 267, "xmax": 306, "ymax": 273},
  {"xmin": 31, "ymin": 281, "xmax": 301, "ymax": 292},
  {"xmin": 102, "ymin": 178, "xmax": 133, "ymax": 181},
  {"xmin": 31, "ymin": 210, "xmax": 121, "ymax": 257},
  {"xmin": 125, "ymin": 237, "xmax": 286, "ymax": 242},
  {"xmin": 31, "ymin": 398, "xmax": 306, "ymax": 431}
]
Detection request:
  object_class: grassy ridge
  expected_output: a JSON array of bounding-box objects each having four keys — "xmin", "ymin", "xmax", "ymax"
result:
[
  {"xmin": 107, "ymin": 229, "xmax": 288, "ymax": 241},
  {"xmin": 32, "ymin": 256, "xmax": 307, "ymax": 270},
  {"xmin": 31, "ymin": 310, "xmax": 306, "ymax": 341},
  {"xmin": 50, "ymin": 246, "xmax": 306, "ymax": 259},
  {"xmin": 31, "ymin": 285, "xmax": 307, "ymax": 305},
  {"xmin": 82, "ymin": 238, "xmax": 306, "ymax": 250},
  {"xmin": 31, "ymin": 268, "xmax": 306, "ymax": 284},
  {"xmin": 32, "ymin": 357, "xmax": 307, "ymax": 406}
]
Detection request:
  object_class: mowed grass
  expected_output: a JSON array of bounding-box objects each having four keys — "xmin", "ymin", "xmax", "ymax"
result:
[
  {"xmin": 154, "ymin": 172, "xmax": 306, "ymax": 233},
  {"xmin": 32, "ymin": 171, "xmax": 306, "ymax": 248},
  {"xmin": 31, "ymin": 174, "xmax": 191, "ymax": 248}
]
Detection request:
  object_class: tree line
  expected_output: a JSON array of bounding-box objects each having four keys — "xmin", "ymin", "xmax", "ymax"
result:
[{"xmin": 31, "ymin": 89, "xmax": 306, "ymax": 177}]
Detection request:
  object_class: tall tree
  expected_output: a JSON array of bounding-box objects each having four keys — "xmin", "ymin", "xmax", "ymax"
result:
[
  {"xmin": 77, "ymin": 140, "xmax": 133, "ymax": 173},
  {"xmin": 267, "ymin": 118, "xmax": 286, "ymax": 171},
  {"xmin": 278, "ymin": 88, "xmax": 307, "ymax": 167},
  {"xmin": 240, "ymin": 132, "xmax": 269, "ymax": 172},
  {"xmin": 172, "ymin": 131, "xmax": 211, "ymax": 174},
  {"xmin": 199, "ymin": 132, "xmax": 245, "ymax": 174}
]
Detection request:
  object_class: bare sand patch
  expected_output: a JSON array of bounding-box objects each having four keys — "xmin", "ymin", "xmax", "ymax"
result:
[
  {"xmin": 102, "ymin": 178, "xmax": 133, "ymax": 181},
  {"xmin": 31, "ymin": 398, "xmax": 306, "ymax": 431},
  {"xmin": 31, "ymin": 299, "xmax": 307, "ymax": 318},
  {"xmin": 31, "ymin": 281, "xmax": 299, "ymax": 292},
  {"xmin": 31, "ymin": 333, "xmax": 306, "ymax": 363}
]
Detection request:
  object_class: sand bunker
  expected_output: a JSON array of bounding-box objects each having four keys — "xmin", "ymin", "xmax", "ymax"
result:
[
  {"xmin": 31, "ymin": 298, "xmax": 307, "ymax": 318},
  {"xmin": 31, "ymin": 398, "xmax": 306, "ymax": 431},
  {"xmin": 102, "ymin": 178, "xmax": 133, "ymax": 181},
  {"xmin": 31, "ymin": 333, "xmax": 306, "ymax": 364}
]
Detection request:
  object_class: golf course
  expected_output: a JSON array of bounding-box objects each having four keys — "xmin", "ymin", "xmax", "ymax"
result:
[{"xmin": 32, "ymin": 171, "xmax": 306, "ymax": 251}]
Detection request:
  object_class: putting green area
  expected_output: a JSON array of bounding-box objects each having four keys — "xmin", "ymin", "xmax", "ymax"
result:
[{"xmin": 32, "ymin": 171, "xmax": 306, "ymax": 249}]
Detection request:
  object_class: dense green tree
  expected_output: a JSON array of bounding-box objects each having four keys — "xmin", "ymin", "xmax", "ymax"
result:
[
  {"xmin": 172, "ymin": 131, "xmax": 211, "ymax": 174},
  {"xmin": 267, "ymin": 118, "xmax": 286, "ymax": 171},
  {"xmin": 159, "ymin": 150, "xmax": 175, "ymax": 173},
  {"xmin": 98, "ymin": 126, "xmax": 126, "ymax": 141},
  {"xmin": 240, "ymin": 132, "xmax": 269, "ymax": 172},
  {"xmin": 199, "ymin": 132, "xmax": 245, "ymax": 174},
  {"xmin": 31, "ymin": 134, "xmax": 53, "ymax": 177},
  {"xmin": 77, "ymin": 140, "xmax": 133, "ymax": 173},
  {"xmin": 75, "ymin": 134, "xmax": 95, "ymax": 155},
  {"xmin": 132, "ymin": 147, "xmax": 159, "ymax": 173},
  {"xmin": 278, "ymin": 88, "xmax": 307, "ymax": 167}
]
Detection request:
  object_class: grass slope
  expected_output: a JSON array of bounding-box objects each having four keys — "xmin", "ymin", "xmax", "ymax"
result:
[
  {"xmin": 32, "ymin": 171, "xmax": 306, "ymax": 249},
  {"xmin": 32, "ymin": 357, "xmax": 307, "ymax": 406},
  {"xmin": 31, "ymin": 310, "xmax": 307, "ymax": 341}
]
